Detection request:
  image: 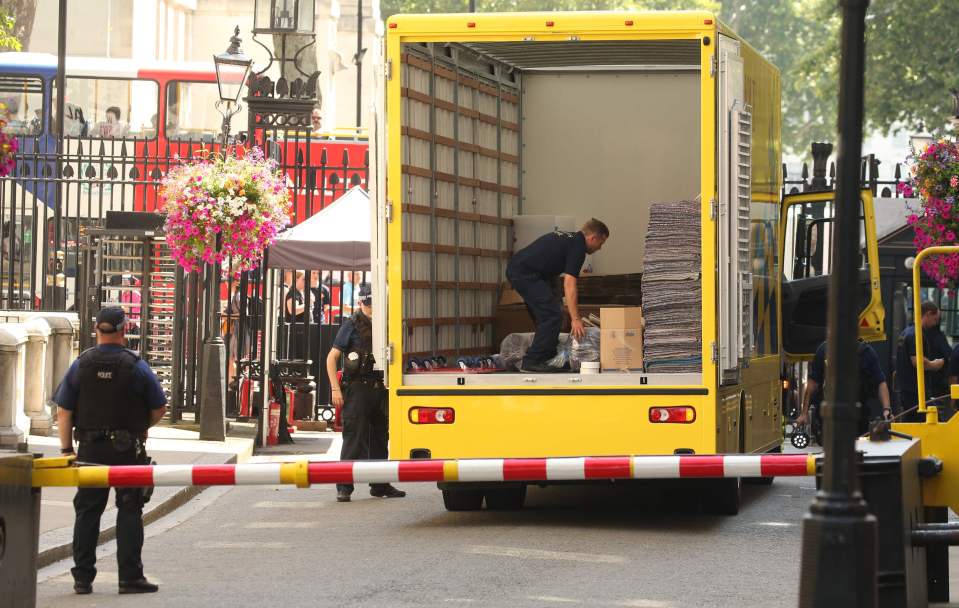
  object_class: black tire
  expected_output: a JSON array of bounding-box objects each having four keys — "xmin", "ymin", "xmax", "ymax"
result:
[
  {"xmin": 703, "ymin": 478, "xmax": 741, "ymax": 515},
  {"xmin": 442, "ymin": 487, "xmax": 484, "ymax": 511},
  {"xmin": 484, "ymin": 486, "xmax": 527, "ymax": 510}
]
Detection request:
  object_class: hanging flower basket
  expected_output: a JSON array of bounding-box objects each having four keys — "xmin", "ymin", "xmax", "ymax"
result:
[
  {"xmin": 161, "ymin": 147, "xmax": 291, "ymax": 274},
  {"xmin": 0, "ymin": 103, "xmax": 20, "ymax": 177},
  {"xmin": 904, "ymin": 139, "xmax": 959, "ymax": 288}
]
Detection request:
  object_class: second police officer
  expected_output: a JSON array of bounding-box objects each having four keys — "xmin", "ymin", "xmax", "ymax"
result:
[
  {"xmin": 325, "ymin": 283, "xmax": 406, "ymax": 502},
  {"xmin": 54, "ymin": 306, "xmax": 167, "ymax": 595}
]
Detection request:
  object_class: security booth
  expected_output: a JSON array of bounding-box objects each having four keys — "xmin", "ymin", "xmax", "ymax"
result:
[{"xmin": 263, "ymin": 186, "xmax": 372, "ymax": 428}]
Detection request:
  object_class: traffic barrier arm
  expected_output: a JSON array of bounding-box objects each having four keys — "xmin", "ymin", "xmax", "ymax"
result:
[{"xmin": 33, "ymin": 453, "xmax": 817, "ymax": 488}]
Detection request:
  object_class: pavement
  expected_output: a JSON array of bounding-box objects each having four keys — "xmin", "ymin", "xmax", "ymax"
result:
[{"xmin": 28, "ymin": 419, "xmax": 258, "ymax": 568}]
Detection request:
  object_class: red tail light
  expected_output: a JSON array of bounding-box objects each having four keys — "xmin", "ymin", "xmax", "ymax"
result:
[
  {"xmin": 409, "ymin": 407, "xmax": 455, "ymax": 424},
  {"xmin": 649, "ymin": 407, "xmax": 696, "ymax": 424}
]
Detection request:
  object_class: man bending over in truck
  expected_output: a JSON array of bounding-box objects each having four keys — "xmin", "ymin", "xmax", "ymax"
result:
[{"xmin": 505, "ymin": 218, "xmax": 609, "ymax": 373}]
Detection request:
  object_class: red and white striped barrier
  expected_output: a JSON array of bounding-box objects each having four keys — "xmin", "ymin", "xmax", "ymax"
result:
[{"xmin": 34, "ymin": 454, "xmax": 816, "ymax": 488}]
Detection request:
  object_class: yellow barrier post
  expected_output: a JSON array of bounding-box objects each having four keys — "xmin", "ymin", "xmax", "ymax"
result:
[{"xmin": 911, "ymin": 245, "xmax": 959, "ymax": 423}]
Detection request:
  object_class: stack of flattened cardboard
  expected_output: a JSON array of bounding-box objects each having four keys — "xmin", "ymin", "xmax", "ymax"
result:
[{"xmin": 641, "ymin": 200, "xmax": 702, "ymax": 373}]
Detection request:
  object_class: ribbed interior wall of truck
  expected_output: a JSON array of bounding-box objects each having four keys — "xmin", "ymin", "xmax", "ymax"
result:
[{"xmin": 401, "ymin": 44, "xmax": 521, "ymax": 359}]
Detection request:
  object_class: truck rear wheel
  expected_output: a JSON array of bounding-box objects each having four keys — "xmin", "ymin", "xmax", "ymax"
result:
[
  {"xmin": 484, "ymin": 486, "xmax": 527, "ymax": 510},
  {"xmin": 442, "ymin": 487, "xmax": 484, "ymax": 511},
  {"xmin": 703, "ymin": 478, "xmax": 741, "ymax": 515}
]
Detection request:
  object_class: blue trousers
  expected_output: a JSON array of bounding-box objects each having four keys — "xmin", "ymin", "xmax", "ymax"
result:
[{"xmin": 507, "ymin": 270, "xmax": 562, "ymax": 365}]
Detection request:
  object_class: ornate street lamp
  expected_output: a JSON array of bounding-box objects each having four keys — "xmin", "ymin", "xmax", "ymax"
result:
[
  {"xmin": 198, "ymin": 27, "xmax": 253, "ymax": 442},
  {"xmin": 246, "ymin": 0, "xmax": 320, "ymax": 137},
  {"xmin": 213, "ymin": 26, "xmax": 253, "ymax": 149},
  {"xmin": 254, "ymin": 0, "xmax": 315, "ymax": 34}
]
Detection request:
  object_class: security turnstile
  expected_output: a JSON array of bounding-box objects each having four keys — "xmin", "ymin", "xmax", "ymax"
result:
[{"xmin": 78, "ymin": 229, "xmax": 177, "ymax": 399}]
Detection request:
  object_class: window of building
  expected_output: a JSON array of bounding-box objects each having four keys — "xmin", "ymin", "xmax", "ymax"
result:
[
  {"xmin": 0, "ymin": 75, "xmax": 44, "ymax": 136},
  {"xmin": 58, "ymin": 77, "xmax": 159, "ymax": 138},
  {"xmin": 165, "ymin": 81, "xmax": 249, "ymax": 142}
]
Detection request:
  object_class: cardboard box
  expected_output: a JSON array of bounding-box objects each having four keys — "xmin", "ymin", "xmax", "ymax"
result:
[
  {"xmin": 600, "ymin": 306, "xmax": 644, "ymax": 372},
  {"xmin": 600, "ymin": 306, "xmax": 644, "ymax": 330}
]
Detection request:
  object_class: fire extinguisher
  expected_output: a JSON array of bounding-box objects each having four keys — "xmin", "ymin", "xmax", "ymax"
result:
[{"xmin": 267, "ymin": 400, "xmax": 281, "ymax": 446}]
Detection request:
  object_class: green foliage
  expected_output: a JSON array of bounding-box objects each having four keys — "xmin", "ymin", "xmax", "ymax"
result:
[{"xmin": 0, "ymin": 11, "xmax": 21, "ymax": 52}]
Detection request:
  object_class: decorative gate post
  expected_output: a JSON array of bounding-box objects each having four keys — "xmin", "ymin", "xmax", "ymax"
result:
[
  {"xmin": 22, "ymin": 318, "xmax": 53, "ymax": 436},
  {"xmin": 0, "ymin": 324, "xmax": 28, "ymax": 448}
]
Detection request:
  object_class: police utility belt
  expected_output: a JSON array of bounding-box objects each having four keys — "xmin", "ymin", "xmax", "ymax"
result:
[
  {"xmin": 343, "ymin": 350, "xmax": 383, "ymax": 387},
  {"xmin": 75, "ymin": 428, "xmax": 144, "ymax": 452}
]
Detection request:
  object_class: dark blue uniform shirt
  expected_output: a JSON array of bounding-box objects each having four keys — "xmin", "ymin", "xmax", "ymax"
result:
[
  {"xmin": 895, "ymin": 325, "xmax": 946, "ymax": 395},
  {"xmin": 53, "ymin": 345, "xmax": 167, "ymax": 411},
  {"xmin": 808, "ymin": 340, "xmax": 885, "ymax": 406},
  {"xmin": 333, "ymin": 318, "xmax": 365, "ymax": 353},
  {"xmin": 508, "ymin": 231, "xmax": 587, "ymax": 280},
  {"xmin": 949, "ymin": 342, "xmax": 959, "ymax": 379}
]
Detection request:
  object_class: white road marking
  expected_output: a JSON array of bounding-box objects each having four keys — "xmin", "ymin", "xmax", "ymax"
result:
[
  {"xmin": 756, "ymin": 521, "xmax": 796, "ymax": 527},
  {"xmin": 528, "ymin": 596, "xmax": 582, "ymax": 603},
  {"xmin": 253, "ymin": 500, "xmax": 326, "ymax": 508},
  {"xmin": 467, "ymin": 545, "xmax": 625, "ymax": 564},
  {"xmin": 41, "ymin": 499, "xmax": 74, "ymax": 507},
  {"xmin": 245, "ymin": 521, "xmax": 320, "ymax": 529},
  {"xmin": 195, "ymin": 541, "xmax": 289, "ymax": 549}
]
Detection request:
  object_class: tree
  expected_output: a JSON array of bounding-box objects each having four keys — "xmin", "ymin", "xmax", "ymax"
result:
[
  {"xmin": 0, "ymin": 0, "xmax": 36, "ymax": 52},
  {"xmin": 732, "ymin": 0, "xmax": 959, "ymax": 152},
  {"xmin": 719, "ymin": 0, "xmax": 832, "ymax": 153}
]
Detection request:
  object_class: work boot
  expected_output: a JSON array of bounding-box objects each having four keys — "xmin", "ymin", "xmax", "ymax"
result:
[
  {"xmin": 118, "ymin": 578, "xmax": 159, "ymax": 594},
  {"xmin": 519, "ymin": 360, "xmax": 562, "ymax": 373},
  {"xmin": 336, "ymin": 489, "xmax": 352, "ymax": 502},
  {"xmin": 370, "ymin": 485, "xmax": 406, "ymax": 498},
  {"xmin": 74, "ymin": 581, "xmax": 92, "ymax": 595}
]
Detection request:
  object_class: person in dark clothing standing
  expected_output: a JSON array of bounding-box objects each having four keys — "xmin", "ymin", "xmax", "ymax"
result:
[
  {"xmin": 326, "ymin": 283, "xmax": 405, "ymax": 503},
  {"xmin": 506, "ymin": 218, "xmax": 609, "ymax": 373},
  {"xmin": 896, "ymin": 300, "xmax": 947, "ymax": 419},
  {"xmin": 796, "ymin": 339, "xmax": 891, "ymax": 438},
  {"xmin": 54, "ymin": 306, "xmax": 167, "ymax": 595}
]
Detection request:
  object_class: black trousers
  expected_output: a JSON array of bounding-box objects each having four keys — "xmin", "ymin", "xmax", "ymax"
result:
[
  {"xmin": 72, "ymin": 439, "xmax": 145, "ymax": 585},
  {"xmin": 337, "ymin": 381, "xmax": 389, "ymax": 494},
  {"xmin": 507, "ymin": 270, "xmax": 562, "ymax": 365}
]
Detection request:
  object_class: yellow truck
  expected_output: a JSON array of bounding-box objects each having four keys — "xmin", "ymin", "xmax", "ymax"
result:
[{"xmin": 369, "ymin": 10, "xmax": 884, "ymax": 513}]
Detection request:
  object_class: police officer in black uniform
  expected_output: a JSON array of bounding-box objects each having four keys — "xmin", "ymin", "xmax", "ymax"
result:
[
  {"xmin": 54, "ymin": 306, "xmax": 167, "ymax": 595},
  {"xmin": 796, "ymin": 339, "xmax": 892, "ymax": 440},
  {"xmin": 326, "ymin": 283, "xmax": 406, "ymax": 503},
  {"xmin": 506, "ymin": 219, "xmax": 609, "ymax": 373}
]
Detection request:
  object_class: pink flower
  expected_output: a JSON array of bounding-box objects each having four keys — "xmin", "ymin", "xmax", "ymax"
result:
[{"xmin": 952, "ymin": 175, "xmax": 959, "ymax": 188}]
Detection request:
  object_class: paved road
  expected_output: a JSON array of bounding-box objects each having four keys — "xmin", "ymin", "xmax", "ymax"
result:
[{"xmin": 38, "ymin": 476, "xmax": 820, "ymax": 608}]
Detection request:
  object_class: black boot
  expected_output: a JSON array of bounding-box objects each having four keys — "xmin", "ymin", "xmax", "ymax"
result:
[
  {"xmin": 370, "ymin": 485, "xmax": 406, "ymax": 498},
  {"xmin": 119, "ymin": 578, "xmax": 159, "ymax": 594}
]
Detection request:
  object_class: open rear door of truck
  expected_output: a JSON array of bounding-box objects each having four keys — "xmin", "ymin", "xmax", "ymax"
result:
[
  {"xmin": 717, "ymin": 34, "xmax": 753, "ymax": 385},
  {"xmin": 780, "ymin": 189, "xmax": 884, "ymax": 359}
]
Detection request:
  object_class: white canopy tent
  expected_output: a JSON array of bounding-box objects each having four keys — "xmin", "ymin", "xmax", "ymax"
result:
[{"xmin": 267, "ymin": 186, "xmax": 372, "ymax": 270}]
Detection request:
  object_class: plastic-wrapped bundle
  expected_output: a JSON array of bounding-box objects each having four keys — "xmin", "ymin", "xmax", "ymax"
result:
[
  {"xmin": 570, "ymin": 327, "xmax": 601, "ymax": 371},
  {"xmin": 499, "ymin": 332, "xmax": 571, "ymax": 371},
  {"xmin": 500, "ymin": 333, "xmax": 534, "ymax": 371}
]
